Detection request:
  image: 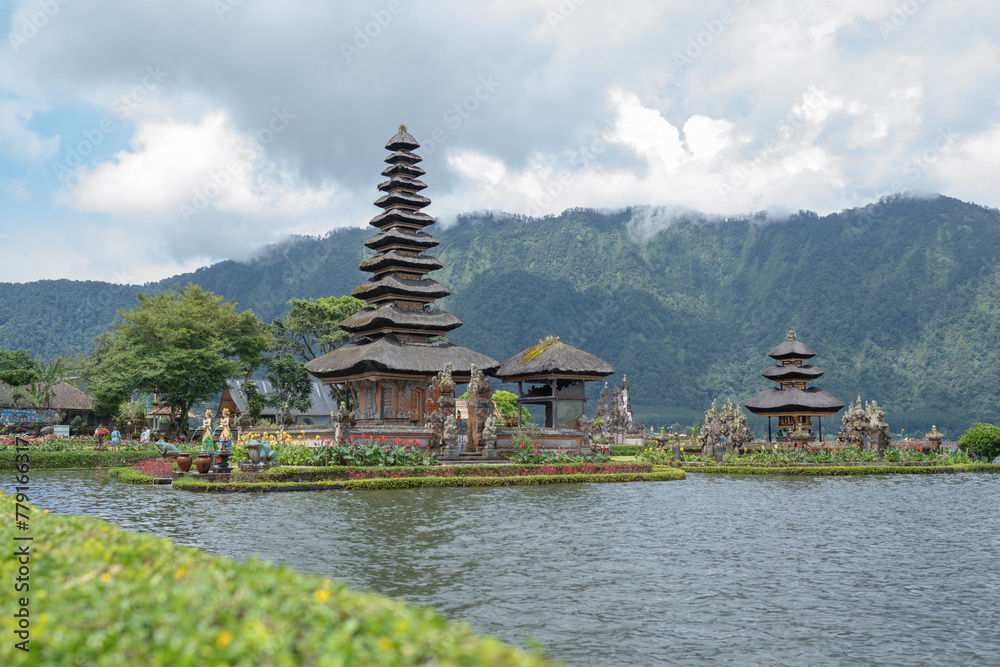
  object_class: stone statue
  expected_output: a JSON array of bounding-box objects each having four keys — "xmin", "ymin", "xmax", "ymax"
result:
[
  {"xmin": 201, "ymin": 410, "xmax": 216, "ymax": 452},
  {"xmin": 482, "ymin": 409, "xmax": 499, "ymax": 444},
  {"xmin": 443, "ymin": 413, "xmax": 459, "ymax": 445},
  {"xmin": 219, "ymin": 408, "xmax": 233, "ymax": 451},
  {"xmin": 245, "ymin": 439, "xmax": 276, "ymax": 465},
  {"xmin": 155, "ymin": 439, "xmax": 181, "ymax": 458}
]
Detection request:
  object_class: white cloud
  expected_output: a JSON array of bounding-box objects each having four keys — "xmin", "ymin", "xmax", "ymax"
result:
[{"xmin": 60, "ymin": 110, "xmax": 338, "ymax": 221}]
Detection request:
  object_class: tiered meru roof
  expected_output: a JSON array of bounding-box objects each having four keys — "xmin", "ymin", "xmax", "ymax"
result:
[
  {"xmin": 745, "ymin": 331, "xmax": 844, "ymax": 416},
  {"xmin": 305, "ymin": 126, "xmax": 498, "ymax": 382}
]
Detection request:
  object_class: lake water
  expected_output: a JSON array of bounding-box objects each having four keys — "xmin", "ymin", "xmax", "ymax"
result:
[{"xmin": 13, "ymin": 470, "xmax": 1000, "ymax": 666}]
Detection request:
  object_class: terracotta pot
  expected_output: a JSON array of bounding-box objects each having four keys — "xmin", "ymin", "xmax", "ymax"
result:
[
  {"xmin": 194, "ymin": 453, "xmax": 212, "ymax": 475},
  {"xmin": 175, "ymin": 453, "xmax": 192, "ymax": 473}
]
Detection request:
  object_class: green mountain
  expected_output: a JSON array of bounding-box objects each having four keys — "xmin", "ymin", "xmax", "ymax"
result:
[{"xmin": 3, "ymin": 194, "xmax": 999, "ymax": 439}]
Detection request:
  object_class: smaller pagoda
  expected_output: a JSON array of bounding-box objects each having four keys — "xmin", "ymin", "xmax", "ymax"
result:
[{"xmin": 745, "ymin": 331, "xmax": 844, "ymax": 441}]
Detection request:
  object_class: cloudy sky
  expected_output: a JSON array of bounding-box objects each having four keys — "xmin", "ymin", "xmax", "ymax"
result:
[{"xmin": 1, "ymin": 0, "xmax": 998, "ymax": 283}]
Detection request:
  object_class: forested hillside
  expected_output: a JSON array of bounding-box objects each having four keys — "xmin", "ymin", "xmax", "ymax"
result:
[{"xmin": 2, "ymin": 194, "xmax": 998, "ymax": 437}]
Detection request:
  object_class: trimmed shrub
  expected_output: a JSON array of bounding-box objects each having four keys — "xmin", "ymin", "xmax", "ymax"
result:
[
  {"xmin": 957, "ymin": 423, "xmax": 1000, "ymax": 461},
  {"xmin": 609, "ymin": 445, "xmax": 644, "ymax": 456},
  {"xmin": 174, "ymin": 470, "xmax": 686, "ymax": 493},
  {"xmin": 108, "ymin": 468, "xmax": 155, "ymax": 484},
  {"xmin": 0, "ymin": 450, "xmax": 160, "ymax": 469},
  {"xmin": 0, "ymin": 493, "xmax": 549, "ymax": 665}
]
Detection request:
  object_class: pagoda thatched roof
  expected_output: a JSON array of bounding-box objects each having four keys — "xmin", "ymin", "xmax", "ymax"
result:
[
  {"xmin": 364, "ymin": 228, "xmax": 439, "ymax": 252},
  {"xmin": 369, "ymin": 209, "xmax": 435, "ymax": 229},
  {"xmin": 304, "ymin": 335, "xmax": 499, "ymax": 382},
  {"xmin": 495, "ymin": 336, "xmax": 614, "ymax": 382},
  {"xmin": 352, "ymin": 275, "xmax": 450, "ymax": 302},
  {"xmin": 768, "ymin": 331, "xmax": 816, "ymax": 360},
  {"xmin": 359, "ymin": 250, "xmax": 442, "ymax": 275},
  {"xmin": 377, "ymin": 176, "xmax": 427, "ymax": 193},
  {"xmin": 381, "ymin": 162, "xmax": 425, "ymax": 179},
  {"xmin": 745, "ymin": 387, "xmax": 844, "ymax": 415},
  {"xmin": 385, "ymin": 127, "xmax": 420, "ymax": 151},
  {"xmin": 761, "ymin": 364, "xmax": 825, "ymax": 381},
  {"xmin": 374, "ymin": 191, "xmax": 431, "ymax": 210},
  {"xmin": 340, "ymin": 304, "xmax": 461, "ymax": 335}
]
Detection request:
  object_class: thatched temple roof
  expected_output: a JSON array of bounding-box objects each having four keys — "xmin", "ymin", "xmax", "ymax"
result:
[
  {"xmin": 767, "ymin": 330, "xmax": 816, "ymax": 360},
  {"xmin": 495, "ymin": 336, "xmax": 614, "ymax": 382},
  {"xmin": 744, "ymin": 387, "xmax": 844, "ymax": 415},
  {"xmin": 305, "ymin": 335, "xmax": 498, "ymax": 382},
  {"xmin": 761, "ymin": 364, "xmax": 825, "ymax": 382}
]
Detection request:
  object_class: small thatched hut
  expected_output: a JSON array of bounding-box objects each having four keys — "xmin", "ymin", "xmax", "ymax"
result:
[{"xmin": 494, "ymin": 336, "xmax": 614, "ymax": 429}]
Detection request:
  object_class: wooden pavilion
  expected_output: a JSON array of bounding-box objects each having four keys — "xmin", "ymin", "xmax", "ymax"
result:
[
  {"xmin": 494, "ymin": 336, "xmax": 614, "ymax": 429},
  {"xmin": 304, "ymin": 126, "xmax": 499, "ymax": 427},
  {"xmin": 745, "ymin": 331, "xmax": 844, "ymax": 441}
]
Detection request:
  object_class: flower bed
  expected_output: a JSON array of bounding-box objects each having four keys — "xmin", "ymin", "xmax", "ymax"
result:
[
  {"xmin": 252, "ymin": 462, "xmax": 654, "ymax": 483},
  {"xmin": 173, "ymin": 469, "xmax": 685, "ymax": 493},
  {"xmin": 0, "ymin": 492, "xmax": 548, "ymax": 665}
]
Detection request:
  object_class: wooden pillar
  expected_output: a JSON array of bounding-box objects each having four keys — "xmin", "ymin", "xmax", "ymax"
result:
[
  {"xmin": 768, "ymin": 416, "xmax": 772, "ymax": 443},
  {"xmin": 818, "ymin": 416, "xmax": 822, "ymax": 442},
  {"xmin": 517, "ymin": 381, "xmax": 523, "ymax": 427}
]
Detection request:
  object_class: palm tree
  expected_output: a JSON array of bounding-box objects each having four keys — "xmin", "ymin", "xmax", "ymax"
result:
[{"xmin": 31, "ymin": 357, "xmax": 78, "ymax": 410}]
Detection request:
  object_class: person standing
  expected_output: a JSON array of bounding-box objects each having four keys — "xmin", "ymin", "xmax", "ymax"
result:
[{"xmin": 109, "ymin": 427, "xmax": 121, "ymax": 451}]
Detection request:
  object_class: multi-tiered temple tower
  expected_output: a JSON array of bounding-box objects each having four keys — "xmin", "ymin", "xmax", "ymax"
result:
[
  {"xmin": 305, "ymin": 127, "xmax": 498, "ymax": 427},
  {"xmin": 745, "ymin": 331, "xmax": 844, "ymax": 441}
]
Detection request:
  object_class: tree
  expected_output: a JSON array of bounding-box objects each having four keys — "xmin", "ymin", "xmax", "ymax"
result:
[
  {"xmin": 269, "ymin": 296, "xmax": 366, "ymax": 360},
  {"xmin": 958, "ymin": 423, "xmax": 1000, "ymax": 461},
  {"xmin": 262, "ymin": 355, "xmax": 314, "ymax": 435},
  {"xmin": 0, "ymin": 349, "xmax": 37, "ymax": 387},
  {"xmin": 269, "ymin": 295, "xmax": 365, "ymax": 412},
  {"xmin": 85, "ymin": 285, "xmax": 271, "ymax": 435},
  {"xmin": 31, "ymin": 356, "xmax": 78, "ymax": 410},
  {"xmin": 491, "ymin": 390, "xmax": 531, "ymax": 425}
]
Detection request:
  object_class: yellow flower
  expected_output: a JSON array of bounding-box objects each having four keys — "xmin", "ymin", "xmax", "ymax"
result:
[
  {"xmin": 216, "ymin": 631, "xmax": 233, "ymax": 649},
  {"xmin": 100, "ymin": 573, "xmax": 112, "ymax": 583},
  {"xmin": 174, "ymin": 565, "xmax": 186, "ymax": 580},
  {"xmin": 315, "ymin": 589, "xmax": 331, "ymax": 602},
  {"xmin": 377, "ymin": 637, "xmax": 394, "ymax": 651}
]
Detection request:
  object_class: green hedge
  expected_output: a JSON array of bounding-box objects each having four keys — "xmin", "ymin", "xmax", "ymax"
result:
[
  {"xmin": 0, "ymin": 492, "xmax": 549, "ymax": 666},
  {"xmin": 107, "ymin": 468, "xmax": 155, "ymax": 485},
  {"xmin": 609, "ymin": 445, "xmax": 644, "ymax": 456},
  {"xmin": 681, "ymin": 464, "xmax": 1000, "ymax": 476},
  {"xmin": 0, "ymin": 450, "xmax": 160, "ymax": 469},
  {"xmin": 174, "ymin": 470, "xmax": 685, "ymax": 493}
]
